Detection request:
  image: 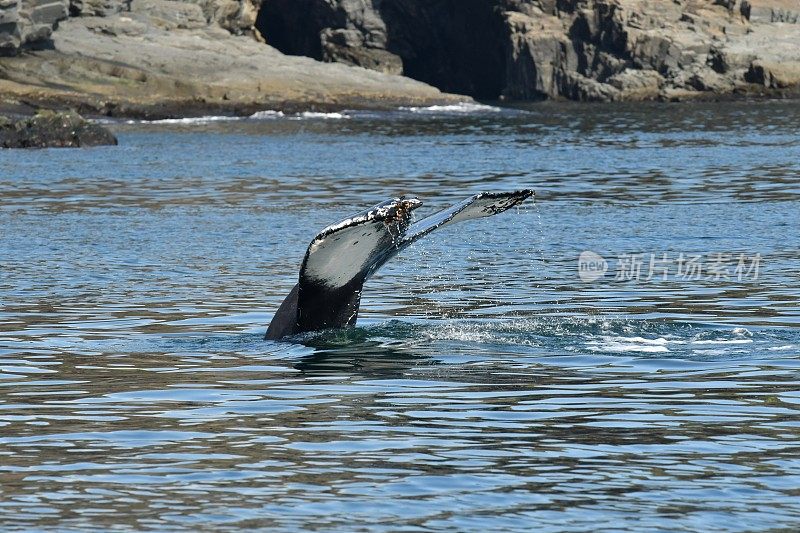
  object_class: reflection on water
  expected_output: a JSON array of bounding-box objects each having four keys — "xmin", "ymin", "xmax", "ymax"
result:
[{"xmin": 1, "ymin": 100, "xmax": 799, "ymax": 531}]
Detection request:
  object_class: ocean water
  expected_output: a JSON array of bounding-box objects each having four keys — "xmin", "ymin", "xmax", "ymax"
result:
[{"xmin": 1, "ymin": 100, "xmax": 799, "ymax": 531}]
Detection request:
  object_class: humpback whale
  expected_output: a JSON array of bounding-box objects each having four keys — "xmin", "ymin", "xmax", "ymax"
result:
[{"xmin": 266, "ymin": 190, "xmax": 533, "ymax": 340}]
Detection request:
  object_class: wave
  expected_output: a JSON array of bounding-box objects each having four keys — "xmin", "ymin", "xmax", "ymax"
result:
[
  {"xmin": 248, "ymin": 110, "xmax": 285, "ymax": 119},
  {"xmin": 126, "ymin": 115, "xmax": 242, "ymax": 125},
  {"xmin": 290, "ymin": 111, "xmax": 349, "ymax": 120},
  {"xmin": 296, "ymin": 317, "xmax": 797, "ymax": 360},
  {"xmin": 122, "ymin": 109, "xmax": 349, "ymax": 124},
  {"xmin": 399, "ymin": 102, "xmax": 503, "ymax": 114},
  {"xmin": 112, "ymin": 103, "xmax": 507, "ymax": 126},
  {"xmin": 46, "ymin": 318, "xmax": 797, "ymax": 369},
  {"xmin": 250, "ymin": 110, "xmax": 348, "ymax": 120}
]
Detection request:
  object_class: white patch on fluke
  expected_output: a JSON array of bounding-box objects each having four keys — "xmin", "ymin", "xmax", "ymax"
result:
[
  {"xmin": 304, "ymin": 222, "xmax": 393, "ymax": 288},
  {"xmin": 302, "ymin": 198, "xmax": 421, "ymax": 288}
]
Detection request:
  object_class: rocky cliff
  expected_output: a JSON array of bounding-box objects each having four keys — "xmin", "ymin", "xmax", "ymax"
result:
[
  {"xmin": 0, "ymin": 0, "xmax": 797, "ymax": 115},
  {"xmin": 1, "ymin": 0, "xmax": 261, "ymax": 52},
  {"xmin": 258, "ymin": 0, "xmax": 800, "ymax": 101},
  {"xmin": 0, "ymin": 0, "xmax": 463, "ymax": 117}
]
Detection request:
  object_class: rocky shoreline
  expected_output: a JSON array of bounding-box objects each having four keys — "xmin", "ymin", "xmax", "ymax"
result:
[
  {"xmin": 262, "ymin": 0, "xmax": 800, "ymax": 103},
  {"xmin": 0, "ymin": 2, "xmax": 465, "ymax": 121},
  {"xmin": 0, "ymin": 0, "xmax": 798, "ymax": 121}
]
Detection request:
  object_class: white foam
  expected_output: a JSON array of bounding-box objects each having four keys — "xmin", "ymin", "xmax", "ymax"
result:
[
  {"xmin": 249, "ymin": 110, "xmax": 285, "ymax": 119},
  {"xmin": 691, "ymin": 349, "xmax": 728, "ymax": 356},
  {"xmin": 400, "ymin": 102, "xmax": 502, "ymax": 114},
  {"xmin": 127, "ymin": 110, "xmax": 349, "ymax": 124},
  {"xmin": 691, "ymin": 339, "xmax": 753, "ymax": 345},
  {"xmin": 768, "ymin": 345, "xmax": 796, "ymax": 351},
  {"xmin": 615, "ymin": 336, "xmax": 670, "ymax": 345},
  {"xmin": 126, "ymin": 115, "xmax": 241, "ymax": 125},
  {"xmin": 291, "ymin": 111, "xmax": 349, "ymax": 120},
  {"xmin": 586, "ymin": 336, "xmax": 671, "ymax": 353}
]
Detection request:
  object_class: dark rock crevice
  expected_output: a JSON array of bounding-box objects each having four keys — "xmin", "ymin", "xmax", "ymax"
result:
[
  {"xmin": 255, "ymin": 0, "xmax": 338, "ymax": 61},
  {"xmin": 377, "ymin": 0, "xmax": 508, "ymax": 99}
]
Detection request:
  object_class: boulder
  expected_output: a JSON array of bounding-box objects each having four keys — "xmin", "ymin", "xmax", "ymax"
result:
[
  {"xmin": 191, "ymin": 0, "xmax": 261, "ymax": 34},
  {"xmin": 69, "ymin": 0, "xmax": 126, "ymax": 17},
  {"xmin": 0, "ymin": 0, "xmax": 68, "ymax": 54},
  {"xmin": 607, "ymin": 68, "xmax": 662, "ymax": 99},
  {"xmin": 0, "ymin": 110, "xmax": 117, "ymax": 148},
  {"xmin": 321, "ymin": 27, "xmax": 403, "ymax": 75},
  {"xmin": 746, "ymin": 60, "xmax": 800, "ymax": 89}
]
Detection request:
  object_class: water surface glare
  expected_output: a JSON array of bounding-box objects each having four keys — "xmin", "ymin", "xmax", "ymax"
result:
[{"xmin": 1, "ymin": 101, "xmax": 799, "ymax": 531}]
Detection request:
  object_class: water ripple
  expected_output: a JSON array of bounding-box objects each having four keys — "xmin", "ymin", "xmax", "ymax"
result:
[{"xmin": 1, "ymin": 101, "xmax": 799, "ymax": 531}]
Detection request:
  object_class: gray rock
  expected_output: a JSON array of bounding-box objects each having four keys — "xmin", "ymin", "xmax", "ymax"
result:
[
  {"xmin": 69, "ymin": 0, "xmax": 126, "ymax": 17},
  {"xmin": 256, "ymin": 0, "xmax": 800, "ymax": 101},
  {"xmin": 746, "ymin": 0, "xmax": 800, "ymax": 23},
  {"xmin": 3, "ymin": 0, "xmax": 799, "ymax": 107},
  {"xmin": 0, "ymin": 0, "xmax": 68, "ymax": 54},
  {"xmin": 0, "ymin": 13, "xmax": 464, "ymax": 117},
  {"xmin": 0, "ymin": 110, "xmax": 117, "ymax": 148},
  {"xmin": 130, "ymin": 0, "xmax": 206, "ymax": 30},
  {"xmin": 607, "ymin": 68, "xmax": 662, "ymax": 98},
  {"xmin": 321, "ymin": 28, "xmax": 403, "ymax": 75},
  {"xmin": 686, "ymin": 68, "xmax": 734, "ymax": 92},
  {"xmin": 746, "ymin": 60, "xmax": 800, "ymax": 89},
  {"xmin": 256, "ymin": 0, "xmax": 507, "ymax": 98},
  {"xmin": 190, "ymin": 0, "xmax": 261, "ymax": 34}
]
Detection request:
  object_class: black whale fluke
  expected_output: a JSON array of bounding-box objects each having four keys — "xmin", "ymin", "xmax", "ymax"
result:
[{"xmin": 265, "ymin": 190, "xmax": 534, "ymax": 341}]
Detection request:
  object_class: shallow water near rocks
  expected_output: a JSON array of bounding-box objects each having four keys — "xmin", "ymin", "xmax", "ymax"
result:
[{"xmin": 1, "ymin": 100, "xmax": 799, "ymax": 531}]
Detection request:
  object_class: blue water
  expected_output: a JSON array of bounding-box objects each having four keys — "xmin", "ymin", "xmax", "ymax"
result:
[{"xmin": 1, "ymin": 101, "xmax": 799, "ymax": 531}]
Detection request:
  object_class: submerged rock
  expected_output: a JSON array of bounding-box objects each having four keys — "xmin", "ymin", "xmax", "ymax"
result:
[{"xmin": 0, "ymin": 110, "xmax": 117, "ymax": 148}]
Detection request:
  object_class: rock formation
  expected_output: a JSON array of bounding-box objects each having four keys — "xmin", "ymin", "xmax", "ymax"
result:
[
  {"xmin": 0, "ymin": 0, "xmax": 462, "ymax": 117},
  {"xmin": 0, "ymin": 0, "xmax": 68, "ymax": 54},
  {"xmin": 0, "ymin": 110, "xmax": 117, "ymax": 148},
  {"xmin": 0, "ymin": 0, "xmax": 797, "ymax": 115},
  {"xmin": 258, "ymin": 0, "xmax": 800, "ymax": 101},
  {"xmin": 258, "ymin": 0, "xmax": 508, "ymax": 97},
  {"xmin": 2, "ymin": 0, "xmax": 262, "ymax": 49}
]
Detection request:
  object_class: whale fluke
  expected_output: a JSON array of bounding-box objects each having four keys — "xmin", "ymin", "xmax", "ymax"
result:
[{"xmin": 265, "ymin": 190, "xmax": 533, "ymax": 340}]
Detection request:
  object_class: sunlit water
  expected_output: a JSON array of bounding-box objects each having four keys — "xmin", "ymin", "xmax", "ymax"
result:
[{"xmin": 1, "ymin": 101, "xmax": 799, "ymax": 531}]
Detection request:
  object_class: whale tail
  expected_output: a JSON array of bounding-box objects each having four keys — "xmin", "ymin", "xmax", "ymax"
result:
[{"xmin": 265, "ymin": 190, "xmax": 533, "ymax": 340}]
